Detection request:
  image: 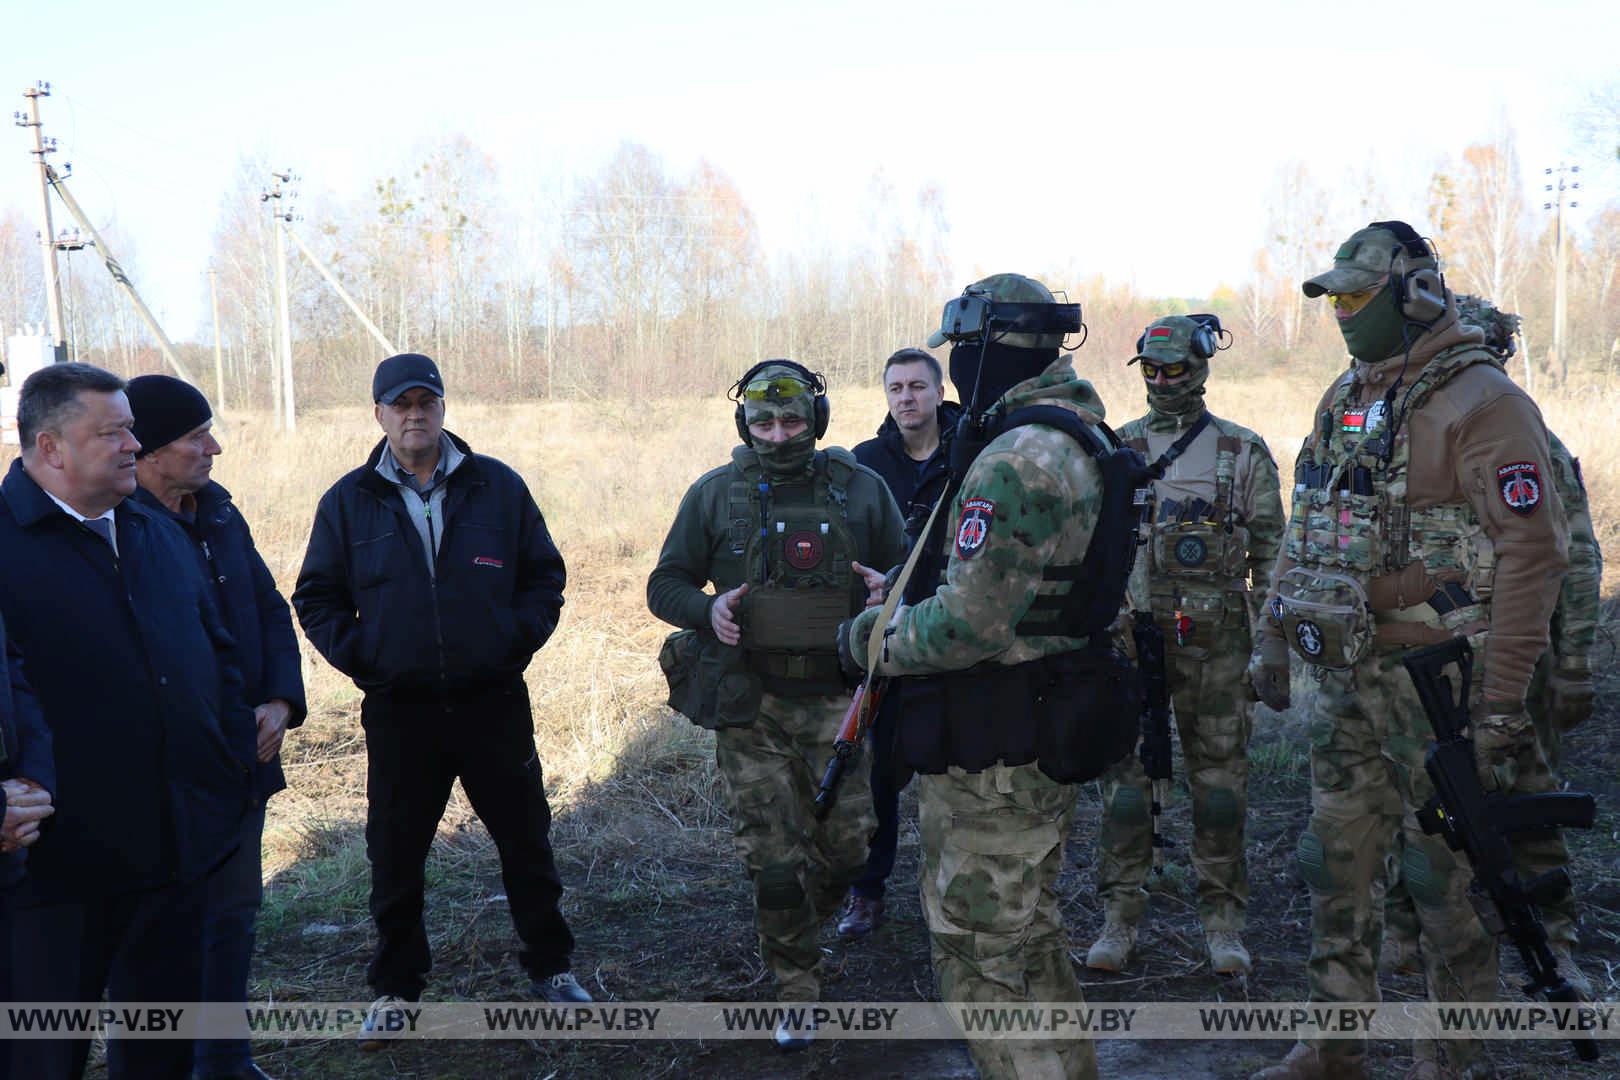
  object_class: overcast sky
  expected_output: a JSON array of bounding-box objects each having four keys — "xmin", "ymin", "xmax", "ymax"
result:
[{"xmin": 2, "ymin": 0, "xmax": 1614, "ymax": 339}]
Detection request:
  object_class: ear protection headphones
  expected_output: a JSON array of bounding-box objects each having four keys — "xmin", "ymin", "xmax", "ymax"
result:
[
  {"xmin": 730, "ymin": 359, "xmax": 829, "ymax": 445},
  {"xmin": 1134, "ymin": 313, "xmax": 1229, "ymax": 359},
  {"xmin": 1368, "ymin": 220, "xmax": 1447, "ymax": 326}
]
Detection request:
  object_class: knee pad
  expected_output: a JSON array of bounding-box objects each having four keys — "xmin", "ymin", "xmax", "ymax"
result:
[
  {"xmin": 1107, "ymin": 784, "xmax": 1149, "ymax": 826},
  {"xmin": 1401, "ymin": 843, "xmax": 1451, "ymax": 909},
  {"xmin": 756, "ymin": 862, "xmax": 805, "ymax": 911},
  {"xmin": 1296, "ymin": 831, "xmax": 1334, "ymax": 891},
  {"xmin": 1196, "ymin": 786, "xmax": 1242, "ymax": 831}
]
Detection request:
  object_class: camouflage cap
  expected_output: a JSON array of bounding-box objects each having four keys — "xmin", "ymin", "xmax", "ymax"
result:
[
  {"xmin": 1301, "ymin": 224, "xmax": 1435, "ymax": 298},
  {"xmin": 926, "ymin": 272, "xmax": 1061, "ymax": 349},
  {"xmin": 1130, "ymin": 315, "xmax": 1209, "ymax": 368},
  {"xmin": 741, "ymin": 360, "xmax": 814, "ymax": 425}
]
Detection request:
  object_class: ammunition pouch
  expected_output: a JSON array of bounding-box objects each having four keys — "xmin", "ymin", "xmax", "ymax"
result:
[
  {"xmin": 896, "ymin": 645, "xmax": 1138, "ymax": 784},
  {"xmin": 658, "ymin": 629, "xmax": 763, "ymax": 729},
  {"xmin": 1274, "ymin": 566, "xmax": 1374, "ymax": 670}
]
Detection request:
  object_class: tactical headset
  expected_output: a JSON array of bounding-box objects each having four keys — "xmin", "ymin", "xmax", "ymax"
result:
[
  {"xmin": 1134, "ymin": 313, "xmax": 1227, "ymax": 360},
  {"xmin": 1369, "ymin": 220, "xmax": 1447, "ymax": 326},
  {"xmin": 730, "ymin": 358, "xmax": 829, "ymax": 445}
]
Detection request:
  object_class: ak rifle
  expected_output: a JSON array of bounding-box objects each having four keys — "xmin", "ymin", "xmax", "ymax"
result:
[
  {"xmin": 1402, "ymin": 637, "xmax": 1599, "ymax": 1063},
  {"xmin": 813, "ymin": 677, "xmax": 885, "ymax": 821},
  {"xmin": 1133, "ymin": 611, "xmax": 1173, "ymax": 873}
]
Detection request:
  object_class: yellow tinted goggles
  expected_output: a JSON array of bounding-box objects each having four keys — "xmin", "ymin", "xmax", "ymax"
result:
[
  {"xmin": 1328, "ymin": 280, "xmax": 1387, "ymax": 316},
  {"xmin": 741, "ymin": 376, "xmax": 812, "ymax": 402},
  {"xmin": 1141, "ymin": 360, "xmax": 1190, "ymax": 380}
]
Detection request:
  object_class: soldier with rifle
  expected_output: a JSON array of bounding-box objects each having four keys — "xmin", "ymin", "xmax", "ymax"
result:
[
  {"xmin": 1248, "ymin": 223, "xmax": 1571, "ymax": 1080},
  {"xmin": 1088, "ymin": 315, "xmax": 1284, "ymax": 977}
]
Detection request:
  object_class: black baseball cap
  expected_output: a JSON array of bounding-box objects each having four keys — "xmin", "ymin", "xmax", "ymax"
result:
[{"xmin": 372, "ymin": 353, "xmax": 445, "ymax": 404}]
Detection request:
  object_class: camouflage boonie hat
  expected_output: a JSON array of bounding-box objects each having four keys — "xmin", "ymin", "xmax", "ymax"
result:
[
  {"xmin": 1455, "ymin": 293, "xmax": 1521, "ymax": 358},
  {"xmin": 741, "ymin": 360, "xmax": 814, "ymax": 425},
  {"xmin": 926, "ymin": 272, "xmax": 1060, "ymax": 349},
  {"xmin": 1130, "ymin": 315, "xmax": 1209, "ymax": 368},
  {"xmin": 1302, "ymin": 224, "xmax": 1436, "ymax": 298}
]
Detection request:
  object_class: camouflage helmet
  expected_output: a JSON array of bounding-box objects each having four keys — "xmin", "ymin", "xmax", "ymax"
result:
[
  {"xmin": 1455, "ymin": 293, "xmax": 1521, "ymax": 358},
  {"xmin": 1302, "ymin": 222, "xmax": 1437, "ymax": 298},
  {"xmin": 926, "ymin": 272, "xmax": 1065, "ymax": 350}
]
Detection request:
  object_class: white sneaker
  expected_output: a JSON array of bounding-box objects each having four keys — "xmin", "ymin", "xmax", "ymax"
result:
[
  {"xmin": 358, "ymin": 994, "xmax": 409, "ymax": 1052},
  {"xmin": 773, "ymin": 1012, "xmax": 816, "ymax": 1052}
]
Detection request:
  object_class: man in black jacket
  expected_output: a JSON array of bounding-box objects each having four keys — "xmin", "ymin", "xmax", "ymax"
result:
[
  {"xmin": 839, "ymin": 348, "xmax": 960, "ymax": 938},
  {"xmin": 128, "ymin": 374, "xmax": 307, "ymax": 1080},
  {"xmin": 294, "ymin": 353, "xmax": 586, "ymax": 1049},
  {"xmin": 0, "ymin": 363, "xmax": 252, "ymax": 1080}
]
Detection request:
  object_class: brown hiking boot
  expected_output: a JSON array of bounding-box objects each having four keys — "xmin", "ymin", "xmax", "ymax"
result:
[
  {"xmin": 1206, "ymin": 930, "xmax": 1252, "ymax": 975},
  {"xmin": 1250, "ymin": 1042, "xmax": 1367, "ymax": 1080},
  {"xmin": 1085, "ymin": 919, "xmax": 1137, "ymax": 972},
  {"xmin": 836, "ymin": 894, "xmax": 885, "ymax": 939},
  {"xmin": 1551, "ymin": 945, "xmax": 1595, "ymax": 999}
]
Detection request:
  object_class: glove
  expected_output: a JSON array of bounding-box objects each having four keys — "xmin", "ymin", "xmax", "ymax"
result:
[
  {"xmin": 835, "ymin": 619, "xmax": 864, "ymax": 689},
  {"xmin": 1245, "ymin": 635, "xmax": 1292, "ymax": 712},
  {"xmin": 1470, "ymin": 705, "xmax": 1535, "ymax": 792},
  {"xmin": 1546, "ymin": 664, "xmax": 1595, "ymax": 733}
]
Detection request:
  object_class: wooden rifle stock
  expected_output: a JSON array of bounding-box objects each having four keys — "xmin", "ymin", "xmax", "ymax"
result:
[{"xmin": 813, "ymin": 678, "xmax": 886, "ymax": 821}]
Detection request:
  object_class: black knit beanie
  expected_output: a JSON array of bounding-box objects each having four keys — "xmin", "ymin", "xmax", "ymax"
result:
[{"xmin": 126, "ymin": 375, "xmax": 213, "ymax": 457}]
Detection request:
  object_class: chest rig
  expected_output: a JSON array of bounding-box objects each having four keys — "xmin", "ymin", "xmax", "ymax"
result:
[
  {"xmin": 727, "ymin": 450, "xmax": 858, "ymax": 675},
  {"xmin": 1128, "ymin": 420, "xmax": 1248, "ymax": 589},
  {"xmin": 1280, "ymin": 345, "xmax": 1499, "ymax": 666}
]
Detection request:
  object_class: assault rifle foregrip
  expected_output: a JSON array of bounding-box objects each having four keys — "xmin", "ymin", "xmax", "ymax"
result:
[
  {"xmin": 814, "ymin": 679, "xmax": 884, "ymax": 821},
  {"xmin": 1403, "ymin": 638, "xmax": 1600, "ymax": 1062}
]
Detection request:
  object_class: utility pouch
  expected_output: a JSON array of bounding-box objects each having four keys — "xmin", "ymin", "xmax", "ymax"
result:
[
  {"xmin": 742, "ymin": 587, "xmax": 848, "ymax": 653},
  {"xmin": 1274, "ymin": 566, "xmax": 1374, "ymax": 670},
  {"xmin": 1153, "ymin": 520, "xmax": 1228, "ymax": 581},
  {"xmin": 1034, "ymin": 647, "xmax": 1140, "ymax": 784},
  {"xmin": 658, "ymin": 629, "xmax": 762, "ymax": 729}
]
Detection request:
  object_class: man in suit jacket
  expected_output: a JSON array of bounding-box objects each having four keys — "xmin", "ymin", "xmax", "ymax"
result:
[{"xmin": 0, "ymin": 363, "xmax": 253, "ymax": 1080}]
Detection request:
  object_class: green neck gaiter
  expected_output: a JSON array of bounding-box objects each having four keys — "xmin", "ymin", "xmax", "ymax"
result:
[
  {"xmin": 1145, "ymin": 383, "xmax": 1207, "ymax": 425},
  {"xmin": 1339, "ymin": 285, "xmax": 1409, "ymax": 361},
  {"xmin": 753, "ymin": 429, "xmax": 816, "ymax": 478}
]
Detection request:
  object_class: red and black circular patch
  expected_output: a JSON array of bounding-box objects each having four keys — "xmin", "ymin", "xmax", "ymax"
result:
[
  {"xmin": 1496, "ymin": 462, "xmax": 1542, "ymax": 516},
  {"xmin": 955, "ymin": 498, "xmax": 995, "ymax": 559},
  {"xmin": 784, "ymin": 530, "xmax": 824, "ymax": 570}
]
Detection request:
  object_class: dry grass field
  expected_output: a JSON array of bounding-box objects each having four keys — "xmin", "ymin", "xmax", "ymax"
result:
[{"xmin": 57, "ymin": 366, "xmax": 1620, "ymax": 1079}]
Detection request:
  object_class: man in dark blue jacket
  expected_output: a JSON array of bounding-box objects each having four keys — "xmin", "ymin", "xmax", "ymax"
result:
[
  {"xmin": 839, "ymin": 347, "xmax": 960, "ymax": 938},
  {"xmin": 0, "ymin": 363, "xmax": 252, "ymax": 1080},
  {"xmin": 128, "ymin": 374, "xmax": 307, "ymax": 1080},
  {"xmin": 293, "ymin": 353, "xmax": 586, "ymax": 1048}
]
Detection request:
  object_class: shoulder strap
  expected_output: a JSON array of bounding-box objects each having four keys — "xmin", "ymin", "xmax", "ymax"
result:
[
  {"xmin": 815, "ymin": 449, "xmax": 856, "ymax": 519},
  {"xmin": 1144, "ymin": 412, "xmax": 1212, "ymax": 478},
  {"xmin": 996, "ymin": 405, "xmax": 1108, "ymax": 458},
  {"xmin": 727, "ymin": 458, "xmax": 763, "ymax": 557}
]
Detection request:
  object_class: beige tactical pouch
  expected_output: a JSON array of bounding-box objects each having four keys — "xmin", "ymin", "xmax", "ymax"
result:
[
  {"xmin": 658, "ymin": 629, "xmax": 762, "ymax": 729},
  {"xmin": 1152, "ymin": 521, "xmax": 1230, "ymax": 582},
  {"xmin": 1274, "ymin": 566, "xmax": 1374, "ymax": 670}
]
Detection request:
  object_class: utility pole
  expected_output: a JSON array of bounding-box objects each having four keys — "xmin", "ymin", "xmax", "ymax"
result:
[
  {"xmin": 262, "ymin": 171, "xmax": 296, "ymax": 431},
  {"xmin": 1543, "ymin": 163, "xmax": 1580, "ymax": 383},
  {"xmin": 14, "ymin": 81, "xmax": 67, "ymax": 363},
  {"xmin": 208, "ymin": 265, "xmax": 227, "ymax": 411}
]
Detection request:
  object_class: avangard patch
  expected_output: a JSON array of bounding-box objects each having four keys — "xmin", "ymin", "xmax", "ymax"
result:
[
  {"xmin": 1496, "ymin": 462, "xmax": 1542, "ymax": 516},
  {"xmin": 955, "ymin": 497, "xmax": 995, "ymax": 559}
]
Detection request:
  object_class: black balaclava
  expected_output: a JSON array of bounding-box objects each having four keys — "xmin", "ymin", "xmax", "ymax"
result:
[{"xmin": 949, "ymin": 342, "xmax": 1058, "ymax": 414}]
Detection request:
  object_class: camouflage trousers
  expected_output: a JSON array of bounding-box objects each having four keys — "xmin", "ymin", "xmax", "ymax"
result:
[
  {"xmin": 1525, "ymin": 649, "xmax": 1566, "ymax": 774},
  {"xmin": 1095, "ymin": 622, "xmax": 1251, "ymax": 932},
  {"xmin": 1299, "ymin": 646, "xmax": 1502, "ymax": 1073},
  {"xmin": 1379, "ymin": 647, "xmax": 1578, "ymax": 966},
  {"xmin": 918, "ymin": 762, "xmax": 1098, "ymax": 1080},
  {"xmin": 715, "ymin": 690, "xmax": 875, "ymax": 1001}
]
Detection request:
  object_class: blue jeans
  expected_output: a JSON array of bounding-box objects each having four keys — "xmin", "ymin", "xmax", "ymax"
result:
[
  {"xmin": 194, "ymin": 803, "xmax": 267, "ymax": 1074},
  {"xmin": 852, "ymin": 695, "xmax": 913, "ymax": 899}
]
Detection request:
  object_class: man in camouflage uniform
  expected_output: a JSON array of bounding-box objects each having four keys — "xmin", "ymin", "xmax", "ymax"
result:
[
  {"xmin": 1248, "ymin": 223, "xmax": 1570, "ymax": 1080},
  {"xmin": 1087, "ymin": 315, "xmax": 1284, "ymax": 977},
  {"xmin": 1378, "ymin": 296, "xmax": 1600, "ymax": 994},
  {"xmin": 846, "ymin": 273, "xmax": 1126, "ymax": 1080},
  {"xmin": 647, "ymin": 360, "xmax": 906, "ymax": 1049}
]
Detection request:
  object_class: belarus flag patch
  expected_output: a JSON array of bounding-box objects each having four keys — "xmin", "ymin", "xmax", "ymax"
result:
[
  {"xmin": 955, "ymin": 498, "xmax": 996, "ymax": 559},
  {"xmin": 1496, "ymin": 462, "xmax": 1542, "ymax": 516},
  {"xmin": 1146, "ymin": 327, "xmax": 1174, "ymax": 345}
]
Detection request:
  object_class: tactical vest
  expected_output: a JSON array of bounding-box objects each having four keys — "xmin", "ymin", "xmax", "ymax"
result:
[
  {"xmin": 1127, "ymin": 425, "xmax": 1249, "ymax": 590},
  {"xmin": 1281, "ymin": 345, "xmax": 1499, "ymax": 665},
  {"xmin": 729, "ymin": 449, "xmax": 859, "ymax": 686},
  {"xmin": 897, "ymin": 405, "xmax": 1148, "ymax": 783}
]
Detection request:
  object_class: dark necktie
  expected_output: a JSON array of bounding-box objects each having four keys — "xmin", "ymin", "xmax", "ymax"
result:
[{"xmin": 83, "ymin": 516, "xmax": 116, "ymax": 553}]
